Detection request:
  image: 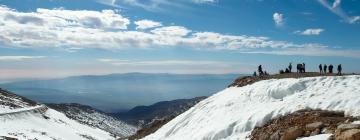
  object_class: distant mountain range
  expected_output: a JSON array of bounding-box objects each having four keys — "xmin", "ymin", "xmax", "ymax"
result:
[
  {"xmin": 112, "ymin": 96, "xmax": 207, "ymax": 127},
  {"xmin": 1, "ymin": 73, "xmax": 243, "ymax": 112}
]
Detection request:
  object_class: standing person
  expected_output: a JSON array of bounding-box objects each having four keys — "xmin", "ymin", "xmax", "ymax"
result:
[
  {"xmin": 337, "ymin": 64, "xmax": 342, "ymax": 75},
  {"xmin": 258, "ymin": 65, "xmax": 263, "ymax": 76},
  {"xmin": 329, "ymin": 64, "xmax": 334, "ymax": 73},
  {"xmin": 253, "ymin": 71, "xmax": 257, "ymax": 77},
  {"xmin": 302, "ymin": 63, "xmax": 306, "ymax": 73},
  {"xmin": 324, "ymin": 64, "xmax": 328, "ymax": 74},
  {"xmin": 319, "ymin": 64, "xmax": 323, "ymax": 74},
  {"xmin": 288, "ymin": 63, "xmax": 292, "ymax": 73}
]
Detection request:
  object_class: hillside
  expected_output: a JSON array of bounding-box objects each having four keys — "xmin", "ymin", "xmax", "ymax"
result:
[
  {"xmin": 47, "ymin": 103, "xmax": 137, "ymax": 138},
  {"xmin": 0, "ymin": 88, "xmax": 115, "ymax": 139},
  {"xmin": 143, "ymin": 75, "xmax": 360, "ymax": 140},
  {"xmin": 113, "ymin": 96, "xmax": 207, "ymax": 127}
]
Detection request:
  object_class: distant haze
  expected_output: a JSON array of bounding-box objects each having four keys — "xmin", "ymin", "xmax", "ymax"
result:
[{"xmin": 0, "ymin": 73, "xmax": 244, "ymax": 112}]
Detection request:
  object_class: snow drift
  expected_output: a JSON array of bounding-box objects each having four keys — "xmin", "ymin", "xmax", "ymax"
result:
[{"xmin": 143, "ymin": 75, "xmax": 360, "ymax": 140}]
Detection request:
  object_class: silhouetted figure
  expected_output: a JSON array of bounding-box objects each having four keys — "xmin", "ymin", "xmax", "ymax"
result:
[
  {"xmin": 253, "ymin": 71, "xmax": 257, "ymax": 77},
  {"xmin": 288, "ymin": 63, "xmax": 292, "ymax": 73},
  {"xmin": 319, "ymin": 64, "xmax": 323, "ymax": 74},
  {"xmin": 258, "ymin": 65, "xmax": 263, "ymax": 76},
  {"xmin": 337, "ymin": 64, "xmax": 342, "ymax": 75},
  {"xmin": 329, "ymin": 64, "xmax": 334, "ymax": 74},
  {"xmin": 302, "ymin": 63, "xmax": 306, "ymax": 73},
  {"xmin": 324, "ymin": 64, "xmax": 328, "ymax": 74},
  {"xmin": 297, "ymin": 64, "xmax": 302, "ymax": 73}
]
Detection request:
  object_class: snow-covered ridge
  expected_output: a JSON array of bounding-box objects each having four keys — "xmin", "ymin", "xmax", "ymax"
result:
[
  {"xmin": 0, "ymin": 89, "xmax": 115, "ymax": 140},
  {"xmin": 143, "ymin": 75, "xmax": 360, "ymax": 140}
]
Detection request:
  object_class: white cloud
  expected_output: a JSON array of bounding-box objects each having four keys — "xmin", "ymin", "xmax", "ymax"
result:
[
  {"xmin": 332, "ymin": 0, "xmax": 341, "ymax": 8},
  {"xmin": 134, "ymin": 19, "xmax": 162, "ymax": 30},
  {"xmin": 318, "ymin": 0, "xmax": 360, "ymax": 24},
  {"xmin": 96, "ymin": 0, "xmax": 121, "ymax": 8},
  {"xmin": 245, "ymin": 48, "xmax": 360, "ymax": 58},
  {"xmin": 295, "ymin": 28, "xmax": 325, "ymax": 36},
  {"xmin": 98, "ymin": 58, "xmax": 230, "ymax": 66},
  {"xmin": 192, "ymin": 0, "xmax": 217, "ymax": 4},
  {"xmin": 350, "ymin": 16, "xmax": 360, "ymax": 24},
  {"xmin": 0, "ymin": 6, "xmax": 358, "ymax": 58},
  {"xmin": 150, "ymin": 26, "xmax": 191, "ymax": 37},
  {"xmin": 273, "ymin": 12, "xmax": 284, "ymax": 27},
  {"xmin": 122, "ymin": 0, "xmax": 215, "ymax": 12},
  {"xmin": 0, "ymin": 56, "xmax": 46, "ymax": 61}
]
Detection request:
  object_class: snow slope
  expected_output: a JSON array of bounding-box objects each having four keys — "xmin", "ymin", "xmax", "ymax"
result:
[
  {"xmin": 143, "ymin": 75, "xmax": 360, "ymax": 140},
  {"xmin": 0, "ymin": 89, "xmax": 115, "ymax": 140},
  {"xmin": 0, "ymin": 108, "xmax": 115, "ymax": 140}
]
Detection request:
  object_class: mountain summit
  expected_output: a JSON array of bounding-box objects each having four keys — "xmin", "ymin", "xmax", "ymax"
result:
[{"xmin": 143, "ymin": 75, "xmax": 360, "ymax": 140}]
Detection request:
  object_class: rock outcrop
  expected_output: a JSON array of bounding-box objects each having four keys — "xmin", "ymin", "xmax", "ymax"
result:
[{"xmin": 250, "ymin": 109, "xmax": 360, "ymax": 140}]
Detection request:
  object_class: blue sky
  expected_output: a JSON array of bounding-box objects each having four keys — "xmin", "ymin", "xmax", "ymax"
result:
[{"xmin": 0, "ymin": 0, "xmax": 359, "ymax": 81}]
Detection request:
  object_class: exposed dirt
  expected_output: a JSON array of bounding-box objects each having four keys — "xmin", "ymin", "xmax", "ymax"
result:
[{"xmin": 250, "ymin": 109, "xmax": 360, "ymax": 140}]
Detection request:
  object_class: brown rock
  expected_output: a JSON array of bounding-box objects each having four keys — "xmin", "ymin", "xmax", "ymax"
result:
[
  {"xmin": 281, "ymin": 126, "xmax": 304, "ymax": 140},
  {"xmin": 258, "ymin": 132, "xmax": 270, "ymax": 140},
  {"xmin": 336, "ymin": 124, "xmax": 360, "ymax": 136},
  {"xmin": 269, "ymin": 130, "xmax": 281, "ymax": 140},
  {"xmin": 310, "ymin": 128, "xmax": 321, "ymax": 136},
  {"xmin": 304, "ymin": 131, "xmax": 311, "ymax": 137},
  {"xmin": 336, "ymin": 129, "xmax": 360, "ymax": 140},
  {"xmin": 306, "ymin": 122, "xmax": 324, "ymax": 131}
]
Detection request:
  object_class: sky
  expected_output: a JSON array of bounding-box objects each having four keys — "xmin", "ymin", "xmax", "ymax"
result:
[{"xmin": 0, "ymin": 0, "xmax": 359, "ymax": 82}]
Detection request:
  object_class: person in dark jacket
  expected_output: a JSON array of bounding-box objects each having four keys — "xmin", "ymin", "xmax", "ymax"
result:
[
  {"xmin": 258, "ymin": 65, "xmax": 263, "ymax": 75},
  {"xmin": 288, "ymin": 63, "xmax": 292, "ymax": 73},
  {"xmin": 337, "ymin": 64, "xmax": 342, "ymax": 75},
  {"xmin": 329, "ymin": 64, "xmax": 334, "ymax": 73},
  {"xmin": 324, "ymin": 64, "xmax": 328, "ymax": 74},
  {"xmin": 319, "ymin": 64, "xmax": 323, "ymax": 74}
]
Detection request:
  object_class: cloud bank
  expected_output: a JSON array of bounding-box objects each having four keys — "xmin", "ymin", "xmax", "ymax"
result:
[{"xmin": 0, "ymin": 6, "xmax": 358, "ymax": 58}]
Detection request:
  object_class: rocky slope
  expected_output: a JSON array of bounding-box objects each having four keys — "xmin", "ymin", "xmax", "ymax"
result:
[
  {"xmin": 113, "ymin": 96, "xmax": 207, "ymax": 127},
  {"xmin": 47, "ymin": 103, "xmax": 137, "ymax": 138},
  {"xmin": 250, "ymin": 109, "xmax": 359, "ymax": 140}
]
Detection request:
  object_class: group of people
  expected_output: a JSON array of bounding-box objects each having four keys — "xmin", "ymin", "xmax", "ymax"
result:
[
  {"xmin": 253, "ymin": 63, "xmax": 343, "ymax": 76},
  {"xmin": 319, "ymin": 64, "xmax": 342, "ymax": 75},
  {"xmin": 283, "ymin": 63, "xmax": 306, "ymax": 73}
]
